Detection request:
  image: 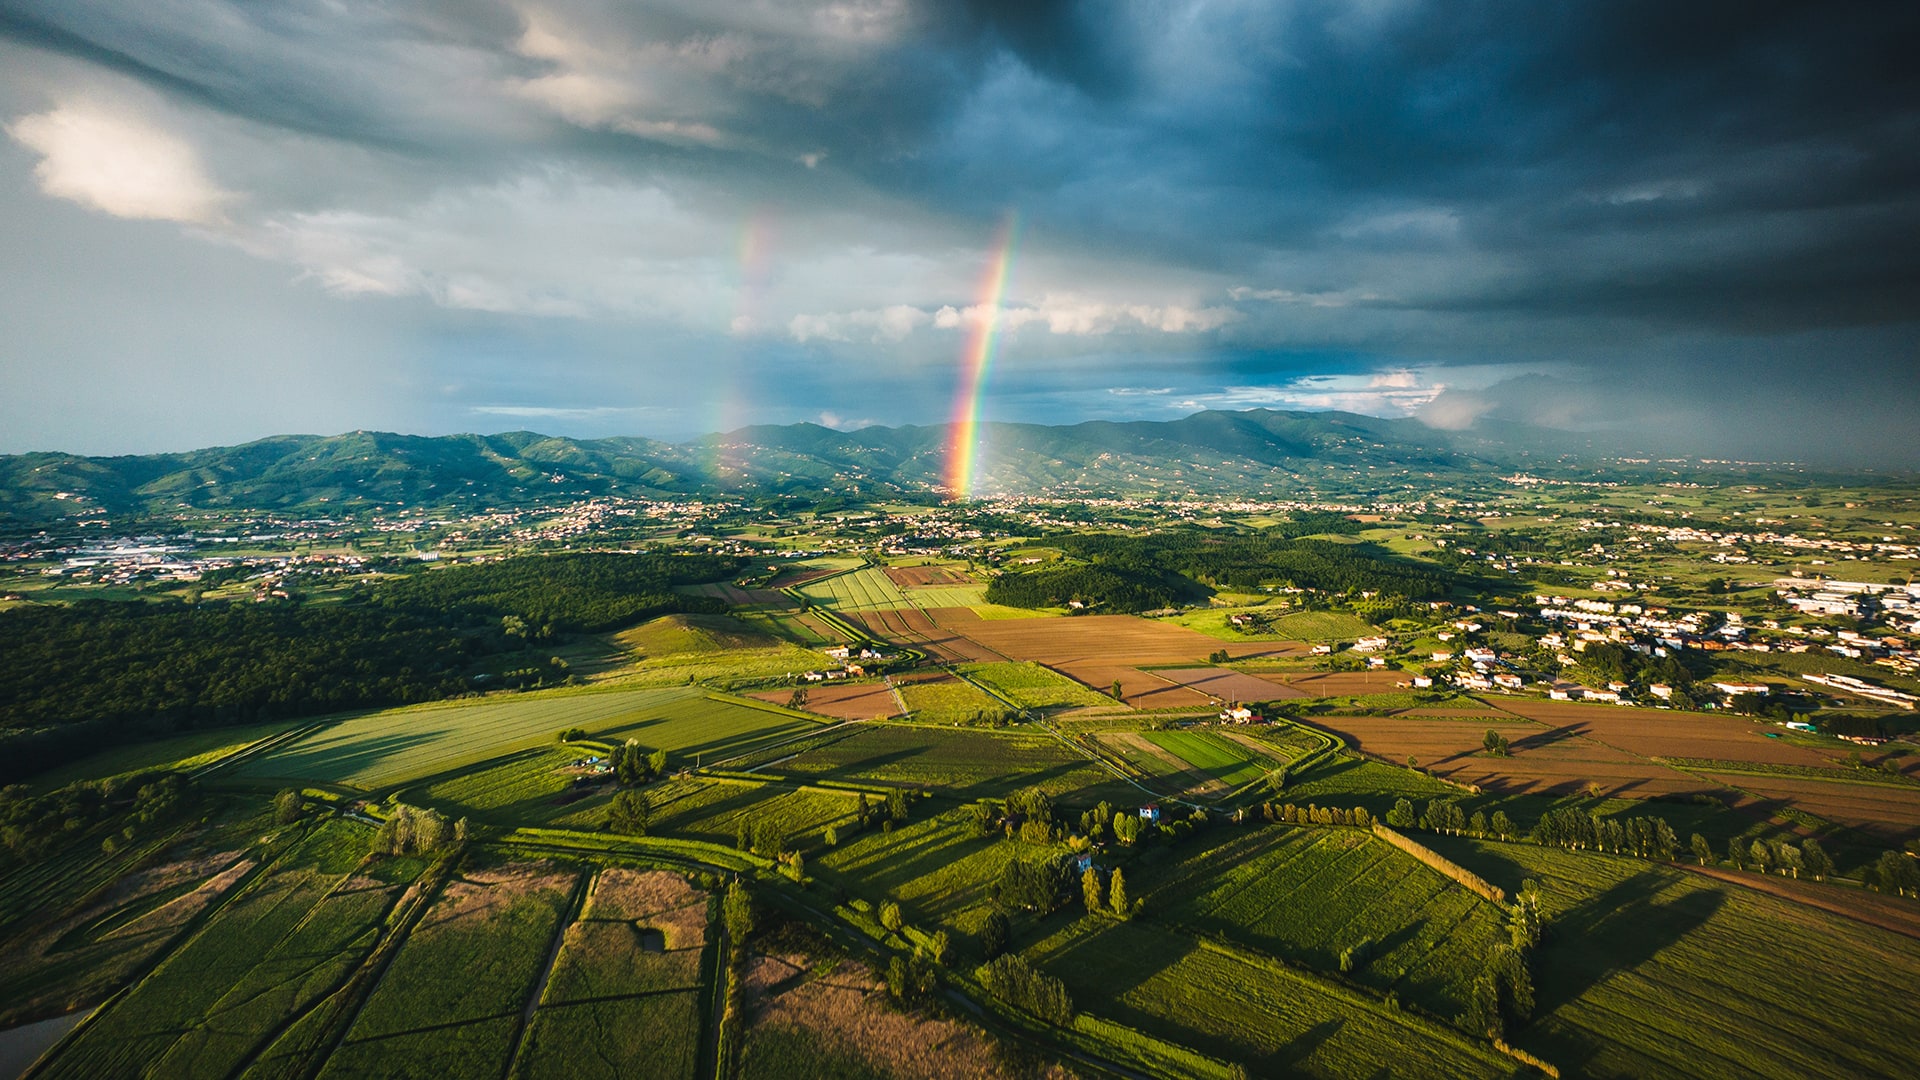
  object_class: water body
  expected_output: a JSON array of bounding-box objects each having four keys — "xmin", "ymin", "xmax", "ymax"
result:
[{"xmin": 0, "ymin": 1011, "xmax": 91, "ymax": 1079}]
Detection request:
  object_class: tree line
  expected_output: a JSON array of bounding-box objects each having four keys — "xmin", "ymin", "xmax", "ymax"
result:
[{"xmin": 0, "ymin": 553, "xmax": 738, "ymax": 781}]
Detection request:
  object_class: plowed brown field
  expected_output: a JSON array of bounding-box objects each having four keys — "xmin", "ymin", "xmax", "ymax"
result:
[
  {"xmin": 1695, "ymin": 772, "xmax": 1920, "ymax": 843},
  {"xmin": 1153, "ymin": 667, "xmax": 1309, "ymax": 702},
  {"xmin": 754, "ymin": 682, "xmax": 899, "ymax": 721},
  {"xmin": 1487, "ymin": 699, "xmax": 1836, "ymax": 767},
  {"xmin": 884, "ymin": 564, "xmax": 973, "ymax": 587},
  {"xmin": 1316, "ymin": 714, "xmax": 1709, "ymax": 797}
]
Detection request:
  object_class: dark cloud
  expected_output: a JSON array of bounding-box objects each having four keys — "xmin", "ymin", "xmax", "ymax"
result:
[{"xmin": 0, "ymin": 0, "xmax": 1916, "ymax": 460}]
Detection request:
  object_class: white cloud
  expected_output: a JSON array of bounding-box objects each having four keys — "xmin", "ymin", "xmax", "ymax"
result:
[
  {"xmin": 7, "ymin": 102, "xmax": 230, "ymax": 224},
  {"xmin": 789, "ymin": 304, "xmax": 930, "ymax": 342},
  {"xmin": 916, "ymin": 297, "xmax": 1240, "ymax": 338},
  {"xmin": 816, "ymin": 411, "xmax": 875, "ymax": 429}
]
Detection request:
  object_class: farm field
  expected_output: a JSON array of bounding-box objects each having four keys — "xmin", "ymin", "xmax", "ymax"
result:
[
  {"xmin": 1693, "ymin": 770, "xmax": 1920, "ymax": 843},
  {"xmin": 1422, "ymin": 837, "xmax": 1920, "ymax": 1080},
  {"xmin": 896, "ymin": 674, "xmax": 1006, "ymax": 722},
  {"xmin": 650, "ymin": 783, "xmax": 858, "ymax": 848},
  {"xmin": 1263, "ymin": 670, "xmax": 1412, "ymax": 697},
  {"xmin": 1025, "ymin": 918, "xmax": 1513, "ymax": 1079},
  {"xmin": 236, "ymin": 687, "xmax": 824, "ymax": 789},
  {"xmin": 322, "ymin": 862, "xmax": 575, "ymax": 1080},
  {"xmin": 883, "ymin": 563, "xmax": 974, "ymax": 587},
  {"xmin": 796, "ymin": 567, "xmax": 912, "ymax": 612},
  {"xmin": 959, "ymin": 661, "xmax": 1114, "ymax": 709},
  {"xmin": 852, "ymin": 606, "xmax": 1004, "ymax": 661},
  {"xmin": 770, "ymin": 723, "xmax": 1137, "ymax": 803},
  {"xmin": 896, "ymin": 584, "xmax": 988, "ymax": 608},
  {"xmin": 1315, "ymin": 713, "xmax": 1713, "ymax": 798},
  {"xmin": 1151, "ymin": 666, "xmax": 1308, "ymax": 702},
  {"xmin": 516, "ymin": 869, "xmax": 709, "ymax": 1080},
  {"xmin": 34, "ymin": 821, "xmax": 404, "ymax": 1080},
  {"xmin": 1142, "ymin": 827, "xmax": 1508, "ymax": 1017},
  {"xmin": 26, "ymin": 720, "xmax": 305, "ymax": 789},
  {"xmin": 419, "ymin": 746, "xmax": 594, "ymax": 824},
  {"xmin": 752, "ymin": 681, "xmax": 898, "ymax": 720},
  {"xmin": 1142, "ymin": 730, "xmax": 1289, "ymax": 791},
  {"xmin": 817, "ymin": 808, "xmax": 1058, "ymax": 947},
  {"xmin": 1487, "ymin": 698, "xmax": 1848, "ymax": 768},
  {"xmin": 739, "ymin": 950, "xmax": 1026, "ymax": 1080}
]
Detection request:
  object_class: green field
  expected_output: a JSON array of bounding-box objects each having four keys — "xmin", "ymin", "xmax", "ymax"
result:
[
  {"xmin": 899, "ymin": 584, "xmax": 990, "ymax": 608},
  {"xmin": 898, "ymin": 677, "xmax": 1007, "ymax": 722},
  {"xmin": 819, "ymin": 807, "xmax": 1063, "ymax": 950},
  {"xmin": 1026, "ymin": 918, "xmax": 1513, "ymax": 1079},
  {"xmin": 961, "ymin": 662, "xmax": 1113, "ymax": 709},
  {"xmin": 37, "ymin": 821, "xmax": 402, "ymax": 1080},
  {"xmin": 1142, "ymin": 730, "xmax": 1286, "ymax": 789},
  {"xmin": 321, "ymin": 863, "xmax": 575, "ymax": 1080},
  {"xmin": 771, "ymin": 723, "xmax": 1137, "ymax": 804},
  {"xmin": 1265, "ymin": 610, "xmax": 1379, "ymax": 641},
  {"xmin": 236, "ymin": 687, "xmax": 825, "ymax": 790},
  {"xmin": 419, "ymin": 746, "xmax": 589, "ymax": 824},
  {"xmin": 1422, "ymin": 836, "xmax": 1920, "ymax": 1079},
  {"xmin": 797, "ymin": 567, "xmax": 912, "ymax": 612},
  {"xmin": 1146, "ymin": 827, "xmax": 1507, "ymax": 1016},
  {"xmin": 27, "ymin": 720, "xmax": 306, "ymax": 789}
]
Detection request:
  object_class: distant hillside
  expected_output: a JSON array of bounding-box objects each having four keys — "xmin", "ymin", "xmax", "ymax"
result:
[{"xmin": 0, "ymin": 409, "xmax": 1599, "ymax": 522}]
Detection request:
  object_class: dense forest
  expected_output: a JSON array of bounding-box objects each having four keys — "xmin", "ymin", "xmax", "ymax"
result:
[
  {"xmin": 984, "ymin": 564, "xmax": 1204, "ymax": 613},
  {"xmin": 988, "ymin": 522, "xmax": 1456, "ymax": 612},
  {"xmin": 371, "ymin": 551, "xmax": 739, "ymax": 633},
  {"xmin": 0, "ymin": 553, "xmax": 737, "ymax": 781}
]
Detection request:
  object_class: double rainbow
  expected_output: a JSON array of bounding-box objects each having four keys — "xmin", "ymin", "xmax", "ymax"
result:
[{"xmin": 944, "ymin": 214, "xmax": 1020, "ymax": 500}]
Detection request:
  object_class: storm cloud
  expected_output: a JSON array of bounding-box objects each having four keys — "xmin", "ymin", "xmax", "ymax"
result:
[{"xmin": 1, "ymin": 0, "xmax": 1916, "ymax": 461}]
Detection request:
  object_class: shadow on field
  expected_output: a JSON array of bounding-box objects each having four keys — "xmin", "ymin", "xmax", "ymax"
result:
[
  {"xmin": 254, "ymin": 730, "xmax": 443, "ymax": 783},
  {"xmin": 1261, "ymin": 1017, "xmax": 1346, "ymax": 1076},
  {"xmin": 1535, "ymin": 872, "xmax": 1723, "ymax": 1018}
]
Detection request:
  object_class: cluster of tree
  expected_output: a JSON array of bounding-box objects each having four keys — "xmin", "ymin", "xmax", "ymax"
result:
[
  {"xmin": 373, "ymin": 803, "xmax": 465, "ymax": 855},
  {"xmin": 1385, "ymin": 799, "xmax": 1519, "ymax": 843},
  {"xmin": 974, "ymin": 954, "xmax": 1074, "ymax": 1025},
  {"xmin": 992, "ymin": 854, "xmax": 1079, "ymax": 913},
  {"xmin": 370, "ymin": 552, "xmax": 740, "ymax": 634},
  {"xmin": 1872, "ymin": 851, "xmax": 1920, "ymax": 896},
  {"xmin": 1463, "ymin": 881, "xmax": 1543, "ymax": 1040},
  {"xmin": 1533, "ymin": 809, "xmax": 1679, "ymax": 860},
  {"xmin": 1482, "ymin": 730, "xmax": 1511, "ymax": 757},
  {"xmin": 1080, "ymin": 865, "xmax": 1136, "ymax": 919},
  {"xmin": 1716, "ymin": 834, "xmax": 1835, "ymax": 881},
  {"xmin": 1568, "ymin": 642, "xmax": 1703, "ymax": 702},
  {"xmin": 1257, "ymin": 802, "xmax": 1373, "ymax": 828},
  {"xmin": 984, "ymin": 564, "xmax": 1200, "ymax": 613},
  {"xmin": 612, "ymin": 740, "xmax": 668, "ymax": 785},
  {"xmin": 1045, "ymin": 530, "xmax": 1454, "ymax": 600},
  {"xmin": 0, "ymin": 772, "xmax": 199, "ymax": 863},
  {"xmin": 824, "ymin": 789, "xmax": 910, "ymax": 849},
  {"xmin": 607, "ymin": 791, "xmax": 650, "ymax": 835}
]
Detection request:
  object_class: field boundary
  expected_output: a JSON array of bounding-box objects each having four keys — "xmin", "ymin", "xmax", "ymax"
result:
[{"xmin": 1370, "ymin": 823, "xmax": 1506, "ymax": 904}]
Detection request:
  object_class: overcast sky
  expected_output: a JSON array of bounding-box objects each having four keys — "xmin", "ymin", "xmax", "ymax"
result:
[{"xmin": 2, "ymin": 1, "xmax": 1916, "ymax": 462}]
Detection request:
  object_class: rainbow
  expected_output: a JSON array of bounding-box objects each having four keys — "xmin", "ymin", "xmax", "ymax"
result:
[{"xmin": 944, "ymin": 214, "xmax": 1019, "ymax": 500}]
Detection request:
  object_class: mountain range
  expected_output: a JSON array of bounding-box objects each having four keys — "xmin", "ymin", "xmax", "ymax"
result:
[{"xmin": 0, "ymin": 409, "xmax": 1631, "ymax": 523}]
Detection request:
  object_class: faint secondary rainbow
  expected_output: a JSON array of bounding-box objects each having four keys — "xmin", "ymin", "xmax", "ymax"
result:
[{"xmin": 944, "ymin": 214, "xmax": 1020, "ymax": 500}]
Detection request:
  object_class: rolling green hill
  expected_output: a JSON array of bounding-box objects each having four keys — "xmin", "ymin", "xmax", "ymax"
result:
[{"xmin": 0, "ymin": 408, "xmax": 1616, "ymax": 522}]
